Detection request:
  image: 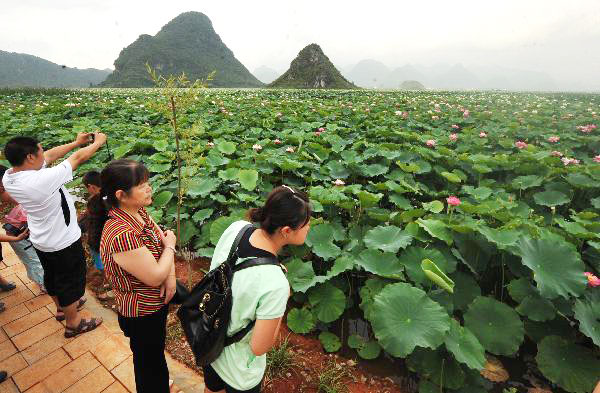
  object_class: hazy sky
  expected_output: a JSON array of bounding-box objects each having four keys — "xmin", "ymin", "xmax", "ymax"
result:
[{"xmin": 2, "ymin": 1, "xmax": 599, "ymax": 89}]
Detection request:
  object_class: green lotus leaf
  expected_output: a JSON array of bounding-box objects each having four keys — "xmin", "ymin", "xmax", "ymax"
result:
[
  {"xmin": 209, "ymin": 216, "xmax": 237, "ymax": 245},
  {"xmin": 466, "ymin": 186, "xmax": 493, "ymax": 200},
  {"xmin": 421, "ymin": 259, "xmax": 454, "ymax": 293},
  {"xmin": 452, "ymin": 271, "xmax": 481, "ymax": 310},
  {"xmin": 417, "ymin": 219, "xmax": 453, "ymax": 245},
  {"xmin": 218, "ymin": 168, "xmax": 239, "ymax": 180},
  {"xmin": 319, "ymin": 332, "xmax": 341, "ymax": 352},
  {"xmin": 237, "ymin": 169, "xmax": 259, "ymax": 191},
  {"xmin": 179, "ymin": 220, "xmax": 199, "ymax": 245},
  {"xmin": 390, "ymin": 194, "xmax": 412, "ymax": 209},
  {"xmin": 441, "ymin": 171, "xmax": 462, "ymax": 183},
  {"xmin": 359, "ymin": 278, "xmax": 389, "ymax": 320},
  {"xmin": 217, "ymin": 141, "xmax": 236, "ymax": 155},
  {"xmin": 407, "ymin": 348, "xmax": 466, "ymax": 389},
  {"xmin": 555, "ymin": 218, "xmax": 590, "ymax": 237},
  {"xmin": 444, "ymin": 319, "xmax": 486, "ymax": 370},
  {"xmin": 348, "ymin": 334, "xmax": 364, "ymax": 349},
  {"xmin": 308, "ymin": 282, "xmax": 346, "ymax": 323},
  {"xmin": 285, "ymin": 258, "xmax": 328, "ymax": 293},
  {"xmin": 423, "ymin": 200, "xmax": 444, "ymax": 213},
  {"xmin": 364, "ymin": 225, "xmax": 413, "ymax": 253},
  {"xmin": 511, "ymin": 175, "xmax": 543, "ymax": 190},
  {"xmin": 147, "ymin": 162, "xmax": 171, "ymax": 173},
  {"xmin": 358, "ymin": 340, "xmax": 381, "ymax": 360},
  {"xmin": 187, "ymin": 177, "xmax": 220, "ymax": 198},
  {"xmin": 533, "ymin": 190, "xmax": 571, "ymax": 207},
  {"xmin": 591, "ymin": 196, "xmax": 600, "ymax": 209},
  {"xmin": 574, "ymin": 291, "xmax": 600, "ymax": 346},
  {"xmin": 370, "ymin": 283, "xmax": 451, "ymax": 357},
  {"xmin": 326, "ymin": 255, "xmax": 355, "ymax": 278},
  {"xmin": 477, "ymin": 226, "xmax": 520, "ymax": 248},
  {"xmin": 357, "ymin": 191, "xmax": 383, "ymax": 208},
  {"xmin": 287, "ymin": 308, "xmax": 315, "ymax": 334},
  {"xmin": 326, "ymin": 161, "xmax": 350, "ymax": 179},
  {"xmin": 400, "ymin": 247, "xmax": 448, "ymax": 286},
  {"xmin": 153, "ymin": 139, "xmax": 169, "ymax": 152},
  {"xmin": 516, "ymin": 235, "xmax": 586, "ymax": 299},
  {"xmin": 565, "ymin": 173, "xmax": 599, "ymax": 189},
  {"xmin": 361, "ymin": 163, "xmax": 389, "ymax": 177},
  {"xmin": 507, "ymin": 278, "xmax": 537, "ymax": 303},
  {"xmin": 357, "ymin": 249, "xmax": 403, "ymax": 276},
  {"xmin": 113, "ymin": 143, "xmax": 133, "ymax": 159},
  {"xmin": 153, "ymin": 190, "xmax": 173, "ymax": 207},
  {"xmin": 192, "ymin": 208, "xmax": 213, "ymax": 223},
  {"xmin": 536, "ymin": 335, "xmax": 600, "ymax": 393},
  {"xmin": 516, "ymin": 295, "xmax": 556, "ymax": 322},
  {"xmin": 464, "ymin": 296, "xmax": 524, "ymax": 356},
  {"xmin": 305, "ymin": 223, "xmax": 342, "ymax": 260}
]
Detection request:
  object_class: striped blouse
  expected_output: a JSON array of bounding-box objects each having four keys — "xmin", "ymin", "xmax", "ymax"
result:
[{"xmin": 100, "ymin": 207, "xmax": 165, "ymax": 317}]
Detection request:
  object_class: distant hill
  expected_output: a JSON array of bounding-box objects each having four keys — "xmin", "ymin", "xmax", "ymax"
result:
[
  {"xmin": 343, "ymin": 59, "xmax": 559, "ymax": 91},
  {"xmin": 269, "ymin": 44, "xmax": 356, "ymax": 89},
  {"xmin": 102, "ymin": 12, "xmax": 263, "ymax": 88},
  {"xmin": 344, "ymin": 59, "xmax": 390, "ymax": 88},
  {"xmin": 0, "ymin": 50, "xmax": 111, "ymax": 88},
  {"xmin": 399, "ymin": 80, "xmax": 425, "ymax": 90},
  {"xmin": 253, "ymin": 66, "xmax": 280, "ymax": 84}
]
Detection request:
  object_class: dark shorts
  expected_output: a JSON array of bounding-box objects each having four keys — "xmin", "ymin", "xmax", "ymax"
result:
[
  {"xmin": 34, "ymin": 238, "xmax": 86, "ymax": 308},
  {"xmin": 202, "ymin": 364, "xmax": 261, "ymax": 393}
]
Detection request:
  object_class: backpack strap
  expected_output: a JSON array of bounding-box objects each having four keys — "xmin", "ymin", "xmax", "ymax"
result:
[
  {"xmin": 225, "ymin": 224, "xmax": 254, "ymax": 268},
  {"xmin": 225, "ymin": 256, "xmax": 282, "ymax": 347}
]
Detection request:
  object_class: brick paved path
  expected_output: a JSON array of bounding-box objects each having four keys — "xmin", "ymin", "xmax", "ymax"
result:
[{"xmin": 0, "ymin": 239, "xmax": 204, "ymax": 393}]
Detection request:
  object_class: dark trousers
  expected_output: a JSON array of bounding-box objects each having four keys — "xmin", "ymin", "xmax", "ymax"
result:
[{"xmin": 118, "ymin": 305, "xmax": 170, "ymax": 393}]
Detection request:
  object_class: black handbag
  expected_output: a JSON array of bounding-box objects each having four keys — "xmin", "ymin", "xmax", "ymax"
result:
[{"xmin": 176, "ymin": 224, "xmax": 281, "ymax": 366}]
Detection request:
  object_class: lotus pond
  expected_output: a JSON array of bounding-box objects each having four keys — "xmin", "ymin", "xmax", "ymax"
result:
[{"xmin": 1, "ymin": 88, "xmax": 599, "ymax": 392}]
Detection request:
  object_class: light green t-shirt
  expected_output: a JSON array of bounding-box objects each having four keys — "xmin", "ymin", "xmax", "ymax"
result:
[{"xmin": 209, "ymin": 220, "xmax": 290, "ymax": 391}]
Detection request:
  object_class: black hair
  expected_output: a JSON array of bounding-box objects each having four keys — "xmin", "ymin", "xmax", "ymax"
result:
[
  {"xmin": 247, "ymin": 186, "xmax": 311, "ymax": 235},
  {"xmin": 0, "ymin": 165, "xmax": 6, "ymax": 177},
  {"xmin": 87, "ymin": 159, "xmax": 150, "ymax": 252},
  {"xmin": 3, "ymin": 136, "xmax": 40, "ymax": 166},
  {"xmin": 82, "ymin": 171, "xmax": 101, "ymax": 187}
]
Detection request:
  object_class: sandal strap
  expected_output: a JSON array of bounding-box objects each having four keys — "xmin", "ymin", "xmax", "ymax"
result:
[{"xmin": 65, "ymin": 318, "xmax": 102, "ymax": 337}]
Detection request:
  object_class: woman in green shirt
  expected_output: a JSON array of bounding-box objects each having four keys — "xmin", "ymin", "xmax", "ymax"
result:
[{"xmin": 205, "ymin": 185, "xmax": 311, "ymax": 393}]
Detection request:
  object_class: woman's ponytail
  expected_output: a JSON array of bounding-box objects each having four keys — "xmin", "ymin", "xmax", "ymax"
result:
[
  {"xmin": 87, "ymin": 193, "xmax": 109, "ymax": 252},
  {"xmin": 247, "ymin": 186, "xmax": 311, "ymax": 234}
]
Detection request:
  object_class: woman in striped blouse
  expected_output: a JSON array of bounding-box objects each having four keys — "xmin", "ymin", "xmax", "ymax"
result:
[{"xmin": 89, "ymin": 159, "xmax": 177, "ymax": 393}]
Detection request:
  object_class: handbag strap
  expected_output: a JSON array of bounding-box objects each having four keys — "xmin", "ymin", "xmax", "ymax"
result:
[
  {"xmin": 224, "ymin": 224, "xmax": 254, "ymax": 268},
  {"xmin": 225, "ymin": 256, "xmax": 282, "ymax": 347}
]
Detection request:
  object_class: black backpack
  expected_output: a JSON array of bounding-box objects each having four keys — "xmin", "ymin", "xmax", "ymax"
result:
[{"xmin": 176, "ymin": 224, "xmax": 281, "ymax": 366}]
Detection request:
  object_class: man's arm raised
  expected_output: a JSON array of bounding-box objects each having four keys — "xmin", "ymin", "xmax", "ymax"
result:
[
  {"xmin": 44, "ymin": 132, "xmax": 93, "ymax": 165},
  {"xmin": 67, "ymin": 132, "xmax": 107, "ymax": 171}
]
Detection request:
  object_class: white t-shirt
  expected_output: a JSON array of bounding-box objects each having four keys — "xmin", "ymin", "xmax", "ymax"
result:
[{"xmin": 2, "ymin": 160, "xmax": 81, "ymax": 252}]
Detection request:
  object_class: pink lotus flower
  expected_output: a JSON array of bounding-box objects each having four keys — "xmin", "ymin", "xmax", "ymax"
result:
[
  {"xmin": 515, "ymin": 141, "xmax": 528, "ymax": 149},
  {"xmin": 273, "ymin": 139, "xmax": 282, "ymax": 145},
  {"xmin": 276, "ymin": 112, "xmax": 283, "ymax": 117},
  {"xmin": 447, "ymin": 196, "xmax": 461, "ymax": 206},
  {"xmin": 577, "ymin": 124, "xmax": 597, "ymax": 133},
  {"xmin": 252, "ymin": 144, "xmax": 262, "ymax": 151},
  {"xmin": 594, "ymin": 155, "xmax": 600, "ymax": 163},
  {"xmin": 207, "ymin": 142, "xmax": 215, "ymax": 147},
  {"xmin": 584, "ymin": 272, "xmax": 600, "ymax": 287},
  {"xmin": 450, "ymin": 133, "xmax": 458, "ymax": 141},
  {"xmin": 318, "ymin": 127, "xmax": 325, "ymax": 132},
  {"xmin": 431, "ymin": 115, "xmax": 439, "ymax": 120},
  {"xmin": 394, "ymin": 110, "xmax": 403, "ymax": 116},
  {"xmin": 547, "ymin": 136, "xmax": 560, "ymax": 143},
  {"xmin": 551, "ymin": 151, "xmax": 563, "ymax": 157},
  {"xmin": 463, "ymin": 110, "xmax": 470, "ymax": 118},
  {"xmin": 286, "ymin": 147, "xmax": 295, "ymax": 153},
  {"xmin": 333, "ymin": 179, "xmax": 345, "ymax": 186},
  {"xmin": 315, "ymin": 131, "xmax": 322, "ymax": 136},
  {"xmin": 425, "ymin": 139, "xmax": 436, "ymax": 147},
  {"xmin": 479, "ymin": 132, "xmax": 487, "ymax": 138},
  {"xmin": 451, "ymin": 124, "xmax": 460, "ymax": 129},
  {"xmin": 561, "ymin": 157, "xmax": 580, "ymax": 166}
]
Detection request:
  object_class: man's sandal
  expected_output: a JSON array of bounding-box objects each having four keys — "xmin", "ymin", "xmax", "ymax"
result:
[
  {"xmin": 0, "ymin": 282, "xmax": 16, "ymax": 292},
  {"xmin": 55, "ymin": 297, "xmax": 87, "ymax": 321},
  {"xmin": 64, "ymin": 317, "xmax": 103, "ymax": 338}
]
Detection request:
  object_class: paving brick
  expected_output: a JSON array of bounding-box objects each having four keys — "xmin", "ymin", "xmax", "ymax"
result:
[
  {"xmin": 92, "ymin": 334, "xmax": 131, "ymax": 370},
  {"xmin": 24, "ymin": 294, "xmax": 53, "ymax": 312},
  {"xmin": 0, "ymin": 281, "xmax": 26, "ymax": 301},
  {"xmin": 101, "ymin": 382, "xmax": 129, "ymax": 393},
  {"xmin": 0, "ymin": 264, "xmax": 26, "ymax": 277},
  {"xmin": 21, "ymin": 329, "xmax": 73, "ymax": 365},
  {"xmin": 0, "ymin": 339, "xmax": 17, "ymax": 362},
  {"xmin": 64, "ymin": 365, "xmax": 115, "ymax": 393},
  {"xmin": 0, "ymin": 378, "xmax": 20, "ymax": 393},
  {"xmin": 15, "ymin": 271, "xmax": 32, "ymax": 285},
  {"xmin": 0, "ymin": 353, "xmax": 28, "ymax": 377},
  {"xmin": 12, "ymin": 349, "xmax": 70, "ymax": 391},
  {"xmin": 0, "ymin": 304, "xmax": 29, "ymax": 327},
  {"xmin": 3, "ymin": 307, "xmax": 52, "ymax": 337},
  {"xmin": 0, "ymin": 261, "xmax": 6, "ymax": 269},
  {"xmin": 0, "ymin": 328, "xmax": 8, "ymax": 344},
  {"xmin": 1, "ymin": 287, "xmax": 35, "ymax": 309},
  {"xmin": 11, "ymin": 317, "xmax": 63, "ymax": 351},
  {"xmin": 110, "ymin": 355, "xmax": 135, "ymax": 392},
  {"xmin": 25, "ymin": 352, "xmax": 100, "ymax": 393},
  {"xmin": 25, "ymin": 282, "xmax": 44, "ymax": 296},
  {"xmin": 63, "ymin": 324, "xmax": 109, "ymax": 359}
]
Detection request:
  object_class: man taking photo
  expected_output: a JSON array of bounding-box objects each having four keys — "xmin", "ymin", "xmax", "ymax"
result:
[{"xmin": 2, "ymin": 132, "xmax": 107, "ymax": 338}]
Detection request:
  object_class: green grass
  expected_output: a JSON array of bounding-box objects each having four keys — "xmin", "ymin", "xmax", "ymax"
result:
[{"xmin": 316, "ymin": 360, "xmax": 351, "ymax": 393}]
